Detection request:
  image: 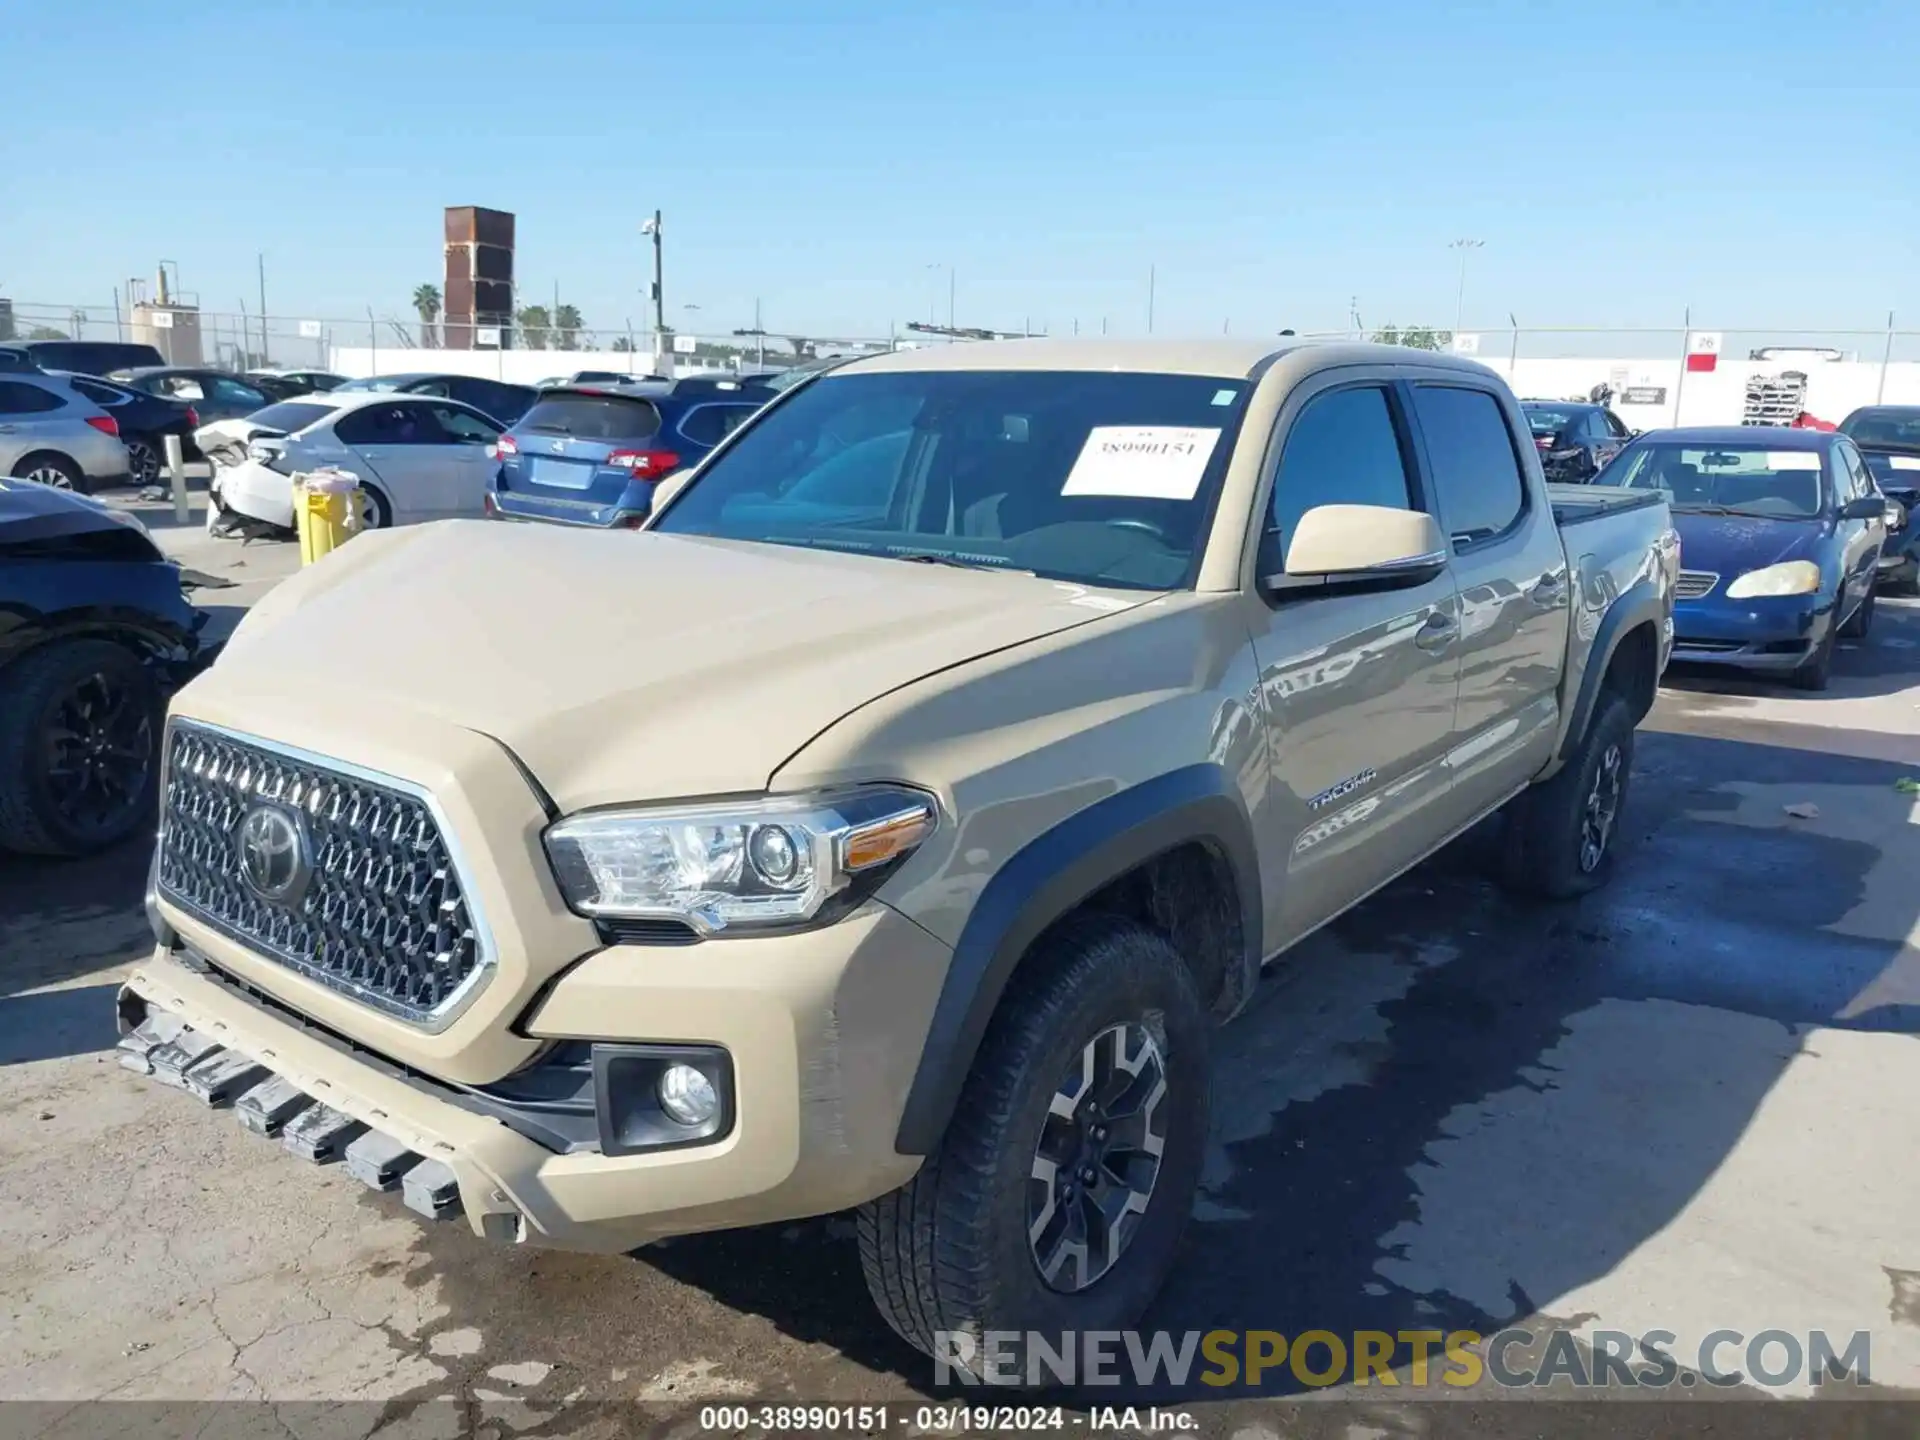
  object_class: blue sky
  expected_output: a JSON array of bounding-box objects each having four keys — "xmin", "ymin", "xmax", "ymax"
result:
[{"xmin": 3, "ymin": 0, "xmax": 1915, "ymax": 345}]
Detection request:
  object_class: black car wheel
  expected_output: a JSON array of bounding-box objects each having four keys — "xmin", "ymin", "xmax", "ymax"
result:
[
  {"xmin": 11, "ymin": 451, "xmax": 88, "ymax": 494},
  {"xmin": 858, "ymin": 913, "xmax": 1210, "ymax": 1371},
  {"xmin": 124, "ymin": 435, "xmax": 162, "ymax": 487},
  {"xmin": 1789, "ymin": 623, "xmax": 1836, "ymax": 691},
  {"xmin": 1839, "ymin": 584, "xmax": 1876, "ymax": 640},
  {"xmin": 0, "ymin": 639, "xmax": 163, "ymax": 856},
  {"xmin": 1500, "ymin": 689, "xmax": 1637, "ymax": 899}
]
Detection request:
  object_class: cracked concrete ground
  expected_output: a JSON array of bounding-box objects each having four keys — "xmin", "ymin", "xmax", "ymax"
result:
[{"xmin": 2, "ymin": 510, "xmax": 1918, "ymax": 1433}]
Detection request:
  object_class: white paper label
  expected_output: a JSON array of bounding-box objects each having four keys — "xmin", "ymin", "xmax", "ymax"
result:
[
  {"xmin": 1765, "ymin": 452, "xmax": 1822, "ymax": 470},
  {"xmin": 1890, "ymin": 455, "xmax": 1920, "ymax": 471},
  {"xmin": 1062, "ymin": 426, "xmax": 1221, "ymax": 500}
]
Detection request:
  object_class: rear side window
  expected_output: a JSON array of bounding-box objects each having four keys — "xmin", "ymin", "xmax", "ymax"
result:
[
  {"xmin": 0, "ymin": 381, "xmax": 66, "ymax": 414},
  {"xmin": 1409, "ymin": 386, "xmax": 1527, "ymax": 547},
  {"xmin": 676, "ymin": 404, "xmax": 755, "ymax": 446},
  {"xmin": 335, "ymin": 403, "xmax": 442, "ymax": 445},
  {"xmin": 67, "ymin": 377, "xmax": 128, "ymax": 406},
  {"xmin": 246, "ymin": 401, "xmax": 338, "ymax": 434},
  {"xmin": 1267, "ymin": 386, "xmax": 1414, "ymax": 565},
  {"xmin": 517, "ymin": 394, "xmax": 661, "ymax": 441}
]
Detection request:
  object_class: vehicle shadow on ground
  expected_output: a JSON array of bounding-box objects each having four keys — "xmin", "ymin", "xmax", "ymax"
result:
[
  {"xmin": 0, "ymin": 982, "xmax": 123, "ymax": 1064},
  {"xmin": 0, "ymin": 835, "xmax": 152, "ymax": 997},
  {"xmin": 637, "ymin": 725, "xmax": 1920, "ymax": 1401}
]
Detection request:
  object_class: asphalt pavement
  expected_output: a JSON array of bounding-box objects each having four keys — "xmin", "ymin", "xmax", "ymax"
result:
[{"xmin": 1, "ymin": 507, "xmax": 1917, "ymax": 1436}]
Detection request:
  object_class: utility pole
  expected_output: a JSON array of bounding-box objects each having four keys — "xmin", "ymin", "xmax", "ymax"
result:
[
  {"xmin": 257, "ymin": 253, "xmax": 267, "ymax": 367},
  {"xmin": 755, "ymin": 298, "xmax": 765, "ymax": 366},
  {"xmin": 1147, "ymin": 266, "xmax": 1156, "ymax": 334},
  {"xmin": 1449, "ymin": 239, "xmax": 1484, "ymax": 336},
  {"xmin": 949, "ymin": 269, "xmax": 956, "ymax": 330}
]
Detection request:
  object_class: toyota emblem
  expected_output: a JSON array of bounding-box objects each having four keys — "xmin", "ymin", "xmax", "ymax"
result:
[{"xmin": 237, "ymin": 804, "xmax": 312, "ymax": 907}]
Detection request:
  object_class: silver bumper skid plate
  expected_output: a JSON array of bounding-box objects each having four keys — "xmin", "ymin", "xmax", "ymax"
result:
[{"xmin": 117, "ymin": 1012, "xmax": 464, "ymax": 1223}]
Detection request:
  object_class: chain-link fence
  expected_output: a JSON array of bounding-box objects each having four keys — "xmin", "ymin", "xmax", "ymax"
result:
[{"xmin": 6, "ymin": 299, "xmax": 1916, "ymax": 425}]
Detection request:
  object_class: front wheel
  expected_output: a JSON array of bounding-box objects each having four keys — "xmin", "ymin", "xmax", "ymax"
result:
[
  {"xmin": 1500, "ymin": 690, "xmax": 1636, "ymax": 899},
  {"xmin": 1838, "ymin": 583, "xmax": 1875, "ymax": 640},
  {"xmin": 1789, "ymin": 624, "xmax": 1835, "ymax": 691},
  {"xmin": 858, "ymin": 914, "xmax": 1210, "ymax": 1372},
  {"xmin": 0, "ymin": 639, "xmax": 162, "ymax": 856}
]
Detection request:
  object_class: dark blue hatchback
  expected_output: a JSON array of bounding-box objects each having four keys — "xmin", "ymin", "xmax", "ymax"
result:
[
  {"xmin": 1595, "ymin": 426, "xmax": 1888, "ymax": 690},
  {"xmin": 487, "ymin": 378, "xmax": 773, "ymax": 528}
]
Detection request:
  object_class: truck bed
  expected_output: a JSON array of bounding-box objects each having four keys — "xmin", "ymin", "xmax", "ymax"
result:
[{"xmin": 1548, "ymin": 483, "xmax": 1665, "ymax": 527}]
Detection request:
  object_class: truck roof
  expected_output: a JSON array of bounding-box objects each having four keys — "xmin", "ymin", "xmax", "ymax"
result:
[{"xmin": 838, "ymin": 337, "xmax": 1497, "ymax": 382}]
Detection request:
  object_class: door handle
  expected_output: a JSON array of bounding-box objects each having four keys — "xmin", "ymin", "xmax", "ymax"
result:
[
  {"xmin": 1414, "ymin": 610, "xmax": 1458, "ymax": 651},
  {"xmin": 1530, "ymin": 572, "xmax": 1569, "ymax": 607},
  {"xmin": 0, "ymin": 424, "xmax": 16, "ymax": 434}
]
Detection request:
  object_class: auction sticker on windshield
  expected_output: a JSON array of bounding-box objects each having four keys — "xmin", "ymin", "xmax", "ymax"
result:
[
  {"xmin": 1766, "ymin": 452, "xmax": 1823, "ymax": 470},
  {"xmin": 1062, "ymin": 426, "xmax": 1222, "ymax": 500}
]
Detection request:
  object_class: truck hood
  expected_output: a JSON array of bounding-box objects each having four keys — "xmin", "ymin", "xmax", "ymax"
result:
[{"xmin": 200, "ymin": 521, "xmax": 1154, "ymax": 809}]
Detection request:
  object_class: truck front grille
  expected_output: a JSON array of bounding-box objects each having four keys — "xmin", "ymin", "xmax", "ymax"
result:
[
  {"xmin": 1674, "ymin": 570, "xmax": 1718, "ymax": 600},
  {"xmin": 155, "ymin": 721, "xmax": 491, "ymax": 1029}
]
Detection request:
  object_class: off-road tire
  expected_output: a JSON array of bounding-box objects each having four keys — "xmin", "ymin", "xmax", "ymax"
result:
[
  {"xmin": 0, "ymin": 639, "xmax": 162, "ymax": 856},
  {"xmin": 1789, "ymin": 624, "xmax": 1835, "ymax": 691},
  {"xmin": 1500, "ymin": 690, "xmax": 1636, "ymax": 900},
  {"xmin": 857, "ymin": 913, "xmax": 1211, "ymax": 1373},
  {"xmin": 1838, "ymin": 584, "xmax": 1875, "ymax": 640},
  {"xmin": 10, "ymin": 451, "xmax": 88, "ymax": 494}
]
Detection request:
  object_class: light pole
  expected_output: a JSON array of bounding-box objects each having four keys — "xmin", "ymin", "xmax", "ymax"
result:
[
  {"xmin": 642, "ymin": 211, "xmax": 665, "ymax": 366},
  {"xmin": 1449, "ymin": 239, "xmax": 1484, "ymax": 336}
]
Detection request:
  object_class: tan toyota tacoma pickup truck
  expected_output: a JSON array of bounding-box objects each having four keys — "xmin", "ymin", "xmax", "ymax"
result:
[{"xmin": 121, "ymin": 340, "xmax": 1677, "ymax": 1361}]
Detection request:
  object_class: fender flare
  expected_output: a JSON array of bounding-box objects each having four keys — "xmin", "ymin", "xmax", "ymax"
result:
[
  {"xmin": 892, "ymin": 764, "xmax": 1261, "ymax": 1156},
  {"xmin": 1560, "ymin": 577, "xmax": 1665, "ymax": 761}
]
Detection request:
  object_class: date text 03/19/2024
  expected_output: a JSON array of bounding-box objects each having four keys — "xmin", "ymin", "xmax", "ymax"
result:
[{"xmin": 696, "ymin": 1406, "xmax": 1197, "ymax": 1432}]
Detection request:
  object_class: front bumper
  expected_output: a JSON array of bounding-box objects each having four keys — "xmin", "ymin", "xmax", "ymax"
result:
[
  {"xmin": 1669, "ymin": 594, "xmax": 1833, "ymax": 672},
  {"xmin": 119, "ymin": 896, "xmax": 943, "ymax": 1252},
  {"xmin": 211, "ymin": 460, "xmax": 296, "ymax": 528}
]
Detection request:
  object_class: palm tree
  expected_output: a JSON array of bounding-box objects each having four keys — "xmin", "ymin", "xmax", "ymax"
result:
[
  {"xmin": 553, "ymin": 303, "xmax": 583, "ymax": 350},
  {"xmin": 412, "ymin": 283, "xmax": 442, "ymax": 348},
  {"xmin": 516, "ymin": 305, "xmax": 551, "ymax": 351}
]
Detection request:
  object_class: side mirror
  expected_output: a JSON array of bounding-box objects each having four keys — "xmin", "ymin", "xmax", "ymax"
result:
[
  {"xmin": 1263, "ymin": 504, "xmax": 1449, "ymax": 592},
  {"xmin": 1840, "ymin": 496, "xmax": 1886, "ymax": 521},
  {"xmin": 1885, "ymin": 501, "xmax": 1908, "ymax": 532}
]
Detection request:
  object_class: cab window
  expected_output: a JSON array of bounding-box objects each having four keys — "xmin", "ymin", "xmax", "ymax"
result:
[{"xmin": 1410, "ymin": 385, "xmax": 1527, "ymax": 548}]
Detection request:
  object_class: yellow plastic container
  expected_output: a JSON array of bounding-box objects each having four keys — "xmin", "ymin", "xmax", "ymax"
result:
[{"xmin": 294, "ymin": 475, "xmax": 364, "ymax": 566}]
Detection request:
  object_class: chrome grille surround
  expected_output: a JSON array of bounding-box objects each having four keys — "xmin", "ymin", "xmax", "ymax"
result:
[
  {"xmin": 1674, "ymin": 570, "xmax": 1719, "ymax": 600},
  {"xmin": 155, "ymin": 718, "xmax": 495, "ymax": 1032}
]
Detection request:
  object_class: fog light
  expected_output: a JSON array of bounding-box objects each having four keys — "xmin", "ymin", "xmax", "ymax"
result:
[{"xmin": 658, "ymin": 1064, "xmax": 719, "ymax": 1127}]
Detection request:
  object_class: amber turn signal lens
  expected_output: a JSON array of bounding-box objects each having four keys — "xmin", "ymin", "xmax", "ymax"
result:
[{"xmin": 841, "ymin": 806, "xmax": 935, "ymax": 872}]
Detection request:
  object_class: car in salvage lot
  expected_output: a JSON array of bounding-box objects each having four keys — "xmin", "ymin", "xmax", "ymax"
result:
[
  {"xmin": 1520, "ymin": 399, "xmax": 1633, "ymax": 481},
  {"xmin": 1595, "ymin": 425, "xmax": 1886, "ymax": 689},
  {"xmin": 199, "ymin": 392, "xmax": 505, "ymax": 532},
  {"xmin": 0, "ymin": 478, "xmax": 209, "ymax": 856},
  {"xmin": 487, "ymin": 377, "xmax": 774, "ymax": 528},
  {"xmin": 332, "ymin": 371, "xmax": 538, "ymax": 426},
  {"xmin": 55, "ymin": 371, "xmax": 200, "ymax": 487},
  {"xmin": 1839, "ymin": 404, "xmax": 1920, "ymax": 593},
  {"xmin": 0, "ymin": 372, "xmax": 132, "ymax": 493},
  {"xmin": 119, "ymin": 339, "xmax": 1676, "ymax": 1370}
]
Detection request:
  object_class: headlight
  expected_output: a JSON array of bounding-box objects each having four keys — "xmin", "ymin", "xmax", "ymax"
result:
[
  {"xmin": 543, "ymin": 786, "xmax": 937, "ymax": 935},
  {"xmin": 1724, "ymin": 560, "xmax": 1821, "ymax": 599}
]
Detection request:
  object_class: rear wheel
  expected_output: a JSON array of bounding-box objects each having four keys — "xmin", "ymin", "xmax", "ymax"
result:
[
  {"xmin": 0, "ymin": 639, "xmax": 162, "ymax": 856},
  {"xmin": 357, "ymin": 486, "xmax": 393, "ymax": 530},
  {"xmin": 858, "ymin": 914, "xmax": 1210, "ymax": 1373},
  {"xmin": 124, "ymin": 435, "xmax": 162, "ymax": 487},
  {"xmin": 10, "ymin": 451, "xmax": 87, "ymax": 494},
  {"xmin": 1501, "ymin": 690, "xmax": 1636, "ymax": 899}
]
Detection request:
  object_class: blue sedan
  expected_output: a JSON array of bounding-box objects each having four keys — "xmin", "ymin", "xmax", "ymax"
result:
[{"xmin": 1594, "ymin": 426, "xmax": 1888, "ymax": 690}]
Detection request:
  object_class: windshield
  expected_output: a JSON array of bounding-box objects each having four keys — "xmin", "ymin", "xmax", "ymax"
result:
[
  {"xmin": 1522, "ymin": 407, "xmax": 1573, "ymax": 437},
  {"xmin": 1600, "ymin": 442, "xmax": 1829, "ymax": 518},
  {"xmin": 1840, "ymin": 409, "xmax": 1920, "ymax": 453},
  {"xmin": 244, "ymin": 401, "xmax": 339, "ymax": 434},
  {"xmin": 652, "ymin": 369, "xmax": 1251, "ymax": 590}
]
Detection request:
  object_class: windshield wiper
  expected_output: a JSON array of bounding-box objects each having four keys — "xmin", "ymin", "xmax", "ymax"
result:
[{"xmin": 892, "ymin": 550, "xmax": 1036, "ymax": 575}]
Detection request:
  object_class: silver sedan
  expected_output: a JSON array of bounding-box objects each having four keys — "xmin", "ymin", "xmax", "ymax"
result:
[{"xmin": 0, "ymin": 372, "xmax": 133, "ymax": 492}]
